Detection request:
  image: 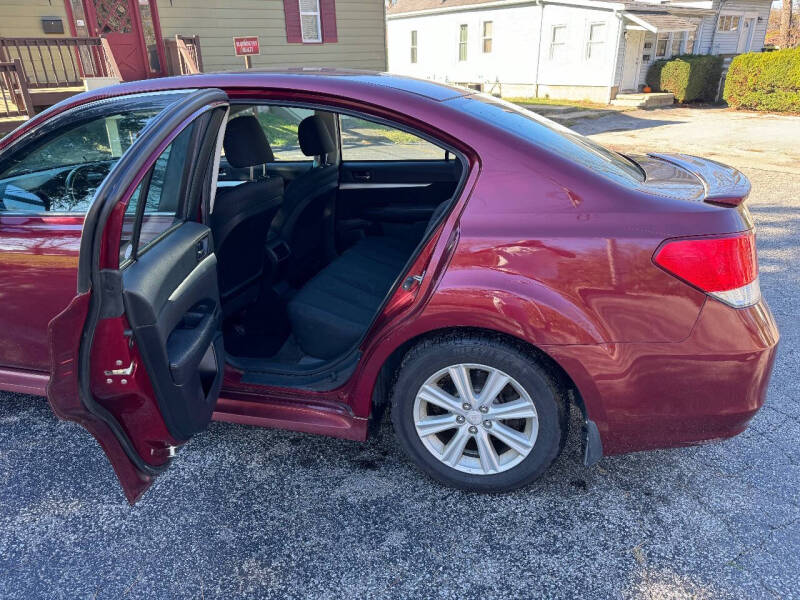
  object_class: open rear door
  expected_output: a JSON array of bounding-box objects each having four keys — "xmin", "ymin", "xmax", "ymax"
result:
[{"xmin": 47, "ymin": 89, "xmax": 230, "ymax": 503}]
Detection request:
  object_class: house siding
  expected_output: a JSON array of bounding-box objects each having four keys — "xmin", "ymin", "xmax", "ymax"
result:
[
  {"xmin": 387, "ymin": 1, "xmax": 622, "ymax": 100},
  {"xmin": 156, "ymin": 0, "xmax": 386, "ymax": 71},
  {"xmin": 696, "ymin": 0, "xmax": 772, "ymax": 54},
  {"xmin": 0, "ymin": 0, "xmax": 70, "ymax": 38},
  {"xmin": 0, "ymin": 1, "xmax": 73, "ymax": 85}
]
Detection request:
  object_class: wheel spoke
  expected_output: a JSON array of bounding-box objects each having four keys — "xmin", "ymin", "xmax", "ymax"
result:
[
  {"xmin": 415, "ymin": 414, "xmax": 458, "ymax": 437},
  {"xmin": 476, "ymin": 430, "xmax": 501, "ymax": 474},
  {"xmin": 489, "ymin": 398, "xmax": 537, "ymax": 421},
  {"xmin": 490, "ymin": 422, "xmax": 534, "ymax": 455},
  {"xmin": 448, "ymin": 365, "xmax": 476, "ymax": 405},
  {"xmin": 440, "ymin": 427, "xmax": 470, "ymax": 466},
  {"xmin": 478, "ymin": 370, "xmax": 509, "ymax": 406},
  {"xmin": 418, "ymin": 384, "xmax": 463, "ymax": 414}
]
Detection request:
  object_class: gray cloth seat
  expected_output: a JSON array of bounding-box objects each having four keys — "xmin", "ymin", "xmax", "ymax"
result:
[
  {"xmin": 269, "ymin": 115, "xmax": 338, "ymax": 286},
  {"xmin": 286, "ymin": 201, "xmax": 450, "ymax": 360},
  {"xmin": 212, "ymin": 115, "xmax": 283, "ymax": 316}
]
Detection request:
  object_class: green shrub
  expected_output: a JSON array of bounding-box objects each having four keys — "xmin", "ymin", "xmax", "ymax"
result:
[
  {"xmin": 723, "ymin": 47, "xmax": 800, "ymax": 112},
  {"xmin": 645, "ymin": 55, "xmax": 723, "ymax": 102}
]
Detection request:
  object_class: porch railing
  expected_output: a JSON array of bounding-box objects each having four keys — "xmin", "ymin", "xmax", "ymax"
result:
[
  {"xmin": 0, "ymin": 58, "xmax": 35, "ymax": 119},
  {"xmin": 164, "ymin": 35, "xmax": 203, "ymax": 76},
  {"xmin": 0, "ymin": 37, "xmax": 121, "ymax": 89}
]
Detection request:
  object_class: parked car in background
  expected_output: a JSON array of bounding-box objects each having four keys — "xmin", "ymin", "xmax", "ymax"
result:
[{"xmin": 0, "ymin": 70, "xmax": 778, "ymax": 502}]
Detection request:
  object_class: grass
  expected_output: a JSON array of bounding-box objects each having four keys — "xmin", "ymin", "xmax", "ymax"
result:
[
  {"xmin": 254, "ymin": 111, "xmax": 300, "ymax": 148},
  {"xmin": 504, "ymin": 96, "xmax": 613, "ymax": 111}
]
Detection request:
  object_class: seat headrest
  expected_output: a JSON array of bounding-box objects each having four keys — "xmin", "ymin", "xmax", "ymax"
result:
[
  {"xmin": 298, "ymin": 115, "xmax": 336, "ymax": 157},
  {"xmin": 224, "ymin": 115, "xmax": 275, "ymax": 168}
]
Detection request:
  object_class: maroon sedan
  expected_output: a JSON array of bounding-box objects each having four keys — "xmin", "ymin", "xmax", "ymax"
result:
[{"xmin": 0, "ymin": 71, "xmax": 778, "ymax": 502}]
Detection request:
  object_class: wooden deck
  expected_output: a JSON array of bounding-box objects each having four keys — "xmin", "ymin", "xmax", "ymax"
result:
[
  {"xmin": 0, "ymin": 86, "xmax": 86, "ymax": 135},
  {"xmin": 30, "ymin": 85, "xmax": 85, "ymax": 107}
]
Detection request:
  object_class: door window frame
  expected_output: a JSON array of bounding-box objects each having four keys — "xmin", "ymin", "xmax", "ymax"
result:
[{"xmin": 0, "ymin": 91, "xmax": 192, "ymax": 217}]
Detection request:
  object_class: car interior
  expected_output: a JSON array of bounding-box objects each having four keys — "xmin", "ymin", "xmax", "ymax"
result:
[{"xmin": 209, "ymin": 103, "xmax": 465, "ymax": 382}]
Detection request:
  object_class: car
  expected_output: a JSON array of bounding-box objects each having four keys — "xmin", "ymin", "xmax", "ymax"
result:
[{"xmin": 0, "ymin": 70, "xmax": 779, "ymax": 503}]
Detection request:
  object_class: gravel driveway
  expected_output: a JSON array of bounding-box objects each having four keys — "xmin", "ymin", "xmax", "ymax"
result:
[{"xmin": 1, "ymin": 107, "xmax": 798, "ymax": 599}]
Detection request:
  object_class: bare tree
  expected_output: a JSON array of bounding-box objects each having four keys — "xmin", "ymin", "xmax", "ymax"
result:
[{"xmin": 782, "ymin": 0, "xmax": 794, "ymax": 48}]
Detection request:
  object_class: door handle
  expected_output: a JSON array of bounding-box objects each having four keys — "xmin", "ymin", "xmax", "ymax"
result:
[{"xmin": 352, "ymin": 171, "xmax": 372, "ymax": 181}]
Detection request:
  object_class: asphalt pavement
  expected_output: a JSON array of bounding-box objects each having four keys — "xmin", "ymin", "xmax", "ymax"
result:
[{"xmin": 1, "ymin": 107, "xmax": 798, "ymax": 599}]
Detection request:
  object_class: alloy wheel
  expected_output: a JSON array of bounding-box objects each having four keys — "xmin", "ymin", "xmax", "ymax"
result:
[{"xmin": 412, "ymin": 363, "xmax": 539, "ymax": 475}]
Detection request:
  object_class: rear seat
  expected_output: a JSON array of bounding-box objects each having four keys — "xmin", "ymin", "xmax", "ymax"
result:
[{"xmin": 286, "ymin": 202, "xmax": 449, "ymax": 359}]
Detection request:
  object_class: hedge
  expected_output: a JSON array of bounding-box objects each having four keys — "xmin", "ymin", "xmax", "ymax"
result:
[
  {"xmin": 645, "ymin": 55, "xmax": 723, "ymax": 103},
  {"xmin": 723, "ymin": 47, "xmax": 800, "ymax": 112}
]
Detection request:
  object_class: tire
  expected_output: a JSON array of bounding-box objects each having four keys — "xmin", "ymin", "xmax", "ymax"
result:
[{"xmin": 390, "ymin": 335, "xmax": 567, "ymax": 492}]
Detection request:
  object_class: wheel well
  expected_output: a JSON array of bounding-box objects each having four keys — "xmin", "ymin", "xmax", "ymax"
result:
[{"xmin": 372, "ymin": 326, "xmax": 586, "ymax": 420}]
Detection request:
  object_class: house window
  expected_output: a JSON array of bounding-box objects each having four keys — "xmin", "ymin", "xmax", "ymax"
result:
[
  {"xmin": 671, "ymin": 32, "xmax": 683, "ymax": 56},
  {"xmin": 655, "ymin": 32, "xmax": 669, "ymax": 58},
  {"xmin": 483, "ymin": 21, "xmax": 493, "ymax": 53},
  {"xmin": 549, "ymin": 25, "xmax": 567, "ymax": 60},
  {"xmin": 717, "ymin": 15, "xmax": 740, "ymax": 32},
  {"xmin": 299, "ymin": 0, "xmax": 322, "ymax": 43},
  {"xmin": 458, "ymin": 24, "xmax": 468, "ymax": 61},
  {"xmin": 586, "ymin": 22, "xmax": 606, "ymax": 60},
  {"xmin": 411, "ymin": 30, "xmax": 418, "ymax": 63}
]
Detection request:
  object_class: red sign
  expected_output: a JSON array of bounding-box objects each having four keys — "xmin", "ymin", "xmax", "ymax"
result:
[{"xmin": 233, "ymin": 36, "xmax": 260, "ymax": 56}]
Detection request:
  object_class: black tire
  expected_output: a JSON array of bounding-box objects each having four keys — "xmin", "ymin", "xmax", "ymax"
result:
[{"xmin": 390, "ymin": 335, "xmax": 567, "ymax": 492}]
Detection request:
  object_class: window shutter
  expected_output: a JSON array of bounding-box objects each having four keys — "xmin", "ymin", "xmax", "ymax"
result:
[
  {"xmin": 320, "ymin": 0, "xmax": 338, "ymax": 43},
  {"xmin": 283, "ymin": 0, "xmax": 303, "ymax": 43}
]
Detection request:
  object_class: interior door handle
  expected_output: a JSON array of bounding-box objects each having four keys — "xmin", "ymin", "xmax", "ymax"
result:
[
  {"xmin": 167, "ymin": 310, "xmax": 219, "ymax": 386},
  {"xmin": 352, "ymin": 171, "xmax": 371, "ymax": 181}
]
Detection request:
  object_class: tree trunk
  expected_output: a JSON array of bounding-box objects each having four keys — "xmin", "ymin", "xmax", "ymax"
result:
[{"xmin": 781, "ymin": 0, "xmax": 793, "ymax": 48}]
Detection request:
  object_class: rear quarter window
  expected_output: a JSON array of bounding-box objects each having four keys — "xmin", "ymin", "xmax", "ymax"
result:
[{"xmin": 451, "ymin": 94, "xmax": 644, "ymax": 182}]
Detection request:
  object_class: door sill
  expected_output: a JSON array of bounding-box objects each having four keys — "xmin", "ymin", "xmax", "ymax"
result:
[
  {"xmin": 213, "ymin": 392, "xmax": 368, "ymax": 441},
  {"xmin": 0, "ymin": 367, "xmax": 49, "ymax": 396}
]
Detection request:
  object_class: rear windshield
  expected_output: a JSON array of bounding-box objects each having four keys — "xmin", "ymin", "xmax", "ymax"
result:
[{"xmin": 451, "ymin": 94, "xmax": 644, "ymax": 182}]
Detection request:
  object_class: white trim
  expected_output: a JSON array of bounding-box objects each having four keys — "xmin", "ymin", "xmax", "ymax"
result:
[
  {"xmin": 387, "ymin": 0, "xmax": 625, "ymax": 20},
  {"xmin": 299, "ymin": 0, "xmax": 323, "ymax": 43},
  {"xmin": 623, "ymin": 12, "xmax": 696, "ymax": 34}
]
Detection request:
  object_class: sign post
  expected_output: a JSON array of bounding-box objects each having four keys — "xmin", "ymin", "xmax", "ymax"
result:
[{"xmin": 233, "ymin": 36, "xmax": 260, "ymax": 70}]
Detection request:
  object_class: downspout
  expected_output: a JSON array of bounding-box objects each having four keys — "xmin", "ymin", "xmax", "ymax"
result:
[
  {"xmin": 534, "ymin": 0, "xmax": 545, "ymax": 98},
  {"xmin": 708, "ymin": 0, "xmax": 726, "ymax": 54}
]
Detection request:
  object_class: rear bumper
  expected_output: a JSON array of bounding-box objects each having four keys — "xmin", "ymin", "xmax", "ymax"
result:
[{"xmin": 547, "ymin": 297, "xmax": 779, "ymax": 456}]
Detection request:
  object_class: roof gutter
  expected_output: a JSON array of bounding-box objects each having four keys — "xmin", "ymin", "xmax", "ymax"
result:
[{"xmin": 386, "ymin": 0, "xmax": 625, "ymax": 20}]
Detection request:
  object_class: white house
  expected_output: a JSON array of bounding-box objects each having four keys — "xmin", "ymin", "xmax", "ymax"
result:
[{"xmin": 386, "ymin": 0, "xmax": 773, "ymax": 102}]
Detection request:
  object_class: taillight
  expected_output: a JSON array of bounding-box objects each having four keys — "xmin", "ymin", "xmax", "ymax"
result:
[{"xmin": 653, "ymin": 231, "xmax": 760, "ymax": 308}]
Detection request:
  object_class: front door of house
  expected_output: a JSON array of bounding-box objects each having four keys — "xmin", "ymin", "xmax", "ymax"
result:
[
  {"xmin": 84, "ymin": 0, "xmax": 149, "ymax": 81},
  {"xmin": 737, "ymin": 17, "xmax": 756, "ymax": 53},
  {"xmin": 621, "ymin": 30, "xmax": 644, "ymax": 92}
]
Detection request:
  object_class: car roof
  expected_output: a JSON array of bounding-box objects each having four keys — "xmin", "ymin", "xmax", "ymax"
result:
[{"xmin": 77, "ymin": 69, "xmax": 476, "ymax": 104}]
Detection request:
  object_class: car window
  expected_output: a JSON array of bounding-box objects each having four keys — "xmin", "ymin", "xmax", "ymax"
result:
[
  {"xmin": 0, "ymin": 107, "xmax": 166, "ymax": 214},
  {"xmin": 119, "ymin": 121, "xmax": 194, "ymax": 265},
  {"xmin": 340, "ymin": 115, "xmax": 446, "ymax": 161},
  {"xmin": 227, "ymin": 105, "xmax": 316, "ymax": 162},
  {"xmin": 452, "ymin": 94, "xmax": 645, "ymax": 182}
]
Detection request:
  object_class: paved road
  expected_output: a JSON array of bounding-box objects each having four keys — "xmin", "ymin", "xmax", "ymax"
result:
[{"xmin": 1, "ymin": 107, "xmax": 798, "ymax": 599}]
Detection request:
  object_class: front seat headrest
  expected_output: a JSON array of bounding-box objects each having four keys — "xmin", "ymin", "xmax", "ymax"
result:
[
  {"xmin": 224, "ymin": 115, "xmax": 275, "ymax": 168},
  {"xmin": 298, "ymin": 115, "xmax": 336, "ymax": 157}
]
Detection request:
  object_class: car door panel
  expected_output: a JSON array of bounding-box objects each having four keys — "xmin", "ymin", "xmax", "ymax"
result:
[
  {"xmin": 46, "ymin": 88, "xmax": 229, "ymax": 503},
  {"xmin": 337, "ymin": 160, "xmax": 461, "ymax": 227},
  {"xmin": 122, "ymin": 221, "xmax": 223, "ymax": 441}
]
